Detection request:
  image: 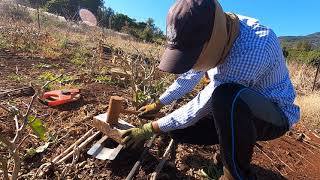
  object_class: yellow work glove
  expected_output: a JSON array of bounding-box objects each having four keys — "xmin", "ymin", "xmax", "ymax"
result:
[
  {"xmin": 121, "ymin": 122, "xmax": 154, "ymax": 149},
  {"xmin": 138, "ymin": 100, "xmax": 164, "ymax": 119}
]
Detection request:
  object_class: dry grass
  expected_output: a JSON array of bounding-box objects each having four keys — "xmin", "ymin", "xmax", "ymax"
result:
[
  {"xmin": 288, "ymin": 62, "xmax": 320, "ymax": 132},
  {"xmin": 295, "ymin": 92, "xmax": 320, "ymax": 131},
  {"xmin": 288, "ymin": 62, "xmax": 318, "ymax": 94}
]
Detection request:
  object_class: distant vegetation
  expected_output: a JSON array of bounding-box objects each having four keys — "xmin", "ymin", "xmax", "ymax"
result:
[
  {"xmin": 280, "ymin": 32, "xmax": 320, "ymax": 49},
  {"xmin": 10, "ymin": 0, "xmax": 320, "ymax": 64},
  {"xmin": 280, "ymin": 33, "xmax": 320, "ymax": 64},
  {"xmin": 18, "ymin": 0, "xmax": 165, "ymax": 43}
]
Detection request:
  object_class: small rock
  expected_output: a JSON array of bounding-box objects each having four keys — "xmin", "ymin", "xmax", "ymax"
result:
[
  {"xmin": 286, "ymin": 131, "xmax": 293, "ymax": 136},
  {"xmin": 286, "ymin": 151, "xmax": 292, "ymax": 157},
  {"xmin": 296, "ymin": 133, "xmax": 305, "ymax": 142}
]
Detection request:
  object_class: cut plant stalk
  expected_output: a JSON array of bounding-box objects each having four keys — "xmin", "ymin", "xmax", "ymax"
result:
[
  {"xmin": 57, "ymin": 131, "xmax": 100, "ymax": 164},
  {"xmin": 125, "ymin": 134, "xmax": 157, "ymax": 180},
  {"xmin": 150, "ymin": 139, "xmax": 175, "ymax": 180},
  {"xmin": 52, "ymin": 128, "xmax": 95, "ymax": 163},
  {"xmin": 126, "ymin": 100, "xmax": 177, "ymax": 180}
]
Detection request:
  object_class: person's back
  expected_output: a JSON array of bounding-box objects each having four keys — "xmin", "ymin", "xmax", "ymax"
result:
[{"xmin": 208, "ymin": 15, "xmax": 299, "ymax": 127}]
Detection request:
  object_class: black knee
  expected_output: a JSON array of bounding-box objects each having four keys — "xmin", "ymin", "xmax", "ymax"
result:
[{"xmin": 212, "ymin": 83, "xmax": 247, "ymax": 112}]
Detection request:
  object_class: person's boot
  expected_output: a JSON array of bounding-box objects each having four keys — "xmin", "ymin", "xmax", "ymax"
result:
[{"xmin": 219, "ymin": 167, "xmax": 235, "ymax": 180}]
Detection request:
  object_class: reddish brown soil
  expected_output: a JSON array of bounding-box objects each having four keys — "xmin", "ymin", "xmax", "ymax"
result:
[{"xmin": 1, "ymin": 49, "xmax": 320, "ymax": 179}]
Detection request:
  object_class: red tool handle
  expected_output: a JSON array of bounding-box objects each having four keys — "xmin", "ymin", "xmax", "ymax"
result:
[{"xmin": 39, "ymin": 89, "xmax": 80, "ymax": 106}]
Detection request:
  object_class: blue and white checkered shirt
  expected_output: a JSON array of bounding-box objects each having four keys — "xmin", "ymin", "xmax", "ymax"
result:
[{"xmin": 157, "ymin": 15, "xmax": 300, "ymax": 132}]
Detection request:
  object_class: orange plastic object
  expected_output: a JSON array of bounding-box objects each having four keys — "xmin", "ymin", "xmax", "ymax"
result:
[{"xmin": 39, "ymin": 89, "xmax": 81, "ymax": 107}]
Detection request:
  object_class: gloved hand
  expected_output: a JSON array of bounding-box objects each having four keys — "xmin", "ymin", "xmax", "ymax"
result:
[
  {"xmin": 138, "ymin": 100, "xmax": 164, "ymax": 119},
  {"xmin": 121, "ymin": 122, "xmax": 154, "ymax": 149}
]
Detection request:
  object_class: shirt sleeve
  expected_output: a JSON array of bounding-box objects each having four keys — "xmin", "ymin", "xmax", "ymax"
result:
[
  {"xmin": 159, "ymin": 70, "xmax": 205, "ymax": 105},
  {"xmin": 157, "ymin": 80, "xmax": 221, "ymax": 132}
]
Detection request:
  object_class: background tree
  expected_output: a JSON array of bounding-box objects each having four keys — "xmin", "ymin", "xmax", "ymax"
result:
[
  {"xmin": 24, "ymin": 0, "xmax": 165, "ymax": 42},
  {"xmin": 296, "ymin": 40, "xmax": 312, "ymax": 51},
  {"xmin": 44, "ymin": 0, "xmax": 104, "ymax": 20},
  {"xmin": 282, "ymin": 46, "xmax": 289, "ymax": 58}
]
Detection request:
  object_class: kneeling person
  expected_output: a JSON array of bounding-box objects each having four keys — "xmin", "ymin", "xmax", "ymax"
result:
[{"xmin": 121, "ymin": 0, "xmax": 300, "ymax": 179}]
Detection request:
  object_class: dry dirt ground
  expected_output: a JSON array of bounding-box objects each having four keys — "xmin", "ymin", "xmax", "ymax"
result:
[{"xmin": 1, "ymin": 49, "xmax": 320, "ymax": 179}]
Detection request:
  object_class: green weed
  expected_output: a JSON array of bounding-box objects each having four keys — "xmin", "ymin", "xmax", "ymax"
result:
[
  {"xmin": 94, "ymin": 75, "xmax": 115, "ymax": 84},
  {"xmin": 39, "ymin": 71, "xmax": 74, "ymax": 83},
  {"xmin": 41, "ymin": 47, "xmax": 62, "ymax": 58},
  {"xmin": 39, "ymin": 71, "xmax": 56, "ymax": 81},
  {"xmin": 70, "ymin": 48, "xmax": 89, "ymax": 66},
  {"xmin": 58, "ymin": 37, "xmax": 69, "ymax": 49},
  {"xmin": 133, "ymin": 90, "xmax": 151, "ymax": 107},
  {"xmin": 8, "ymin": 74, "xmax": 24, "ymax": 82},
  {"xmin": 17, "ymin": 40, "xmax": 39, "ymax": 53},
  {"xmin": 0, "ymin": 34, "xmax": 8, "ymax": 49}
]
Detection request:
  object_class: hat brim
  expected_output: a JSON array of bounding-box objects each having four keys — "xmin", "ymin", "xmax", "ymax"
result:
[{"xmin": 159, "ymin": 45, "xmax": 203, "ymax": 74}]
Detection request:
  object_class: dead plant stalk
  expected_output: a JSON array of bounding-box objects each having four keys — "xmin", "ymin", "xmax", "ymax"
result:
[{"xmin": 0, "ymin": 93, "xmax": 37, "ymax": 180}]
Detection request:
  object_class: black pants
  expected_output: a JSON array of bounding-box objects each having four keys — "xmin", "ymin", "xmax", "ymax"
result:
[{"xmin": 170, "ymin": 83, "xmax": 289, "ymax": 180}]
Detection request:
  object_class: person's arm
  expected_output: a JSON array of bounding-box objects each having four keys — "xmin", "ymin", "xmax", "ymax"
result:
[
  {"xmin": 156, "ymin": 80, "xmax": 220, "ymax": 132},
  {"xmin": 159, "ymin": 70, "xmax": 205, "ymax": 105}
]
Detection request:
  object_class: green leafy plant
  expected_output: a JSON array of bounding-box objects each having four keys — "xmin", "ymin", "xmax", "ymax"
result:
[
  {"xmin": 39, "ymin": 71, "xmax": 57, "ymax": 81},
  {"xmin": 8, "ymin": 74, "xmax": 24, "ymax": 82},
  {"xmin": 94, "ymin": 75, "xmax": 115, "ymax": 84},
  {"xmin": 71, "ymin": 51, "xmax": 88, "ymax": 66},
  {"xmin": 28, "ymin": 116, "xmax": 47, "ymax": 141},
  {"xmin": 133, "ymin": 90, "xmax": 151, "ymax": 107}
]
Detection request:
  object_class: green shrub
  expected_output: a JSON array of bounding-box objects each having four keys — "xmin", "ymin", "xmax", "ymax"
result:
[{"xmin": 286, "ymin": 49, "xmax": 320, "ymax": 64}]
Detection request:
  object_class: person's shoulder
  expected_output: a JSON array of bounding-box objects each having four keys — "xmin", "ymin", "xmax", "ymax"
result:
[
  {"xmin": 234, "ymin": 14, "xmax": 276, "ymax": 50},
  {"xmin": 237, "ymin": 14, "xmax": 260, "ymax": 27},
  {"xmin": 238, "ymin": 14, "xmax": 271, "ymax": 36}
]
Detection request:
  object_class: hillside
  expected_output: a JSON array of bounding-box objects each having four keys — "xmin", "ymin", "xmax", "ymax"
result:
[{"xmin": 280, "ymin": 32, "xmax": 320, "ymax": 49}]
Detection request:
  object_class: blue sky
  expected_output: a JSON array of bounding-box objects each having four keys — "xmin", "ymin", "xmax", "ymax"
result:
[{"xmin": 105, "ymin": 0, "xmax": 319, "ymax": 37}]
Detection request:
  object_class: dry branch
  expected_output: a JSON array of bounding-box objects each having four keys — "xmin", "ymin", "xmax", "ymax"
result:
[
  {"xmin": 13, "ymin": 93, "xmax": 37, "ymax": 143},
  {"xmin": 57, "ymin": 131, "xmax": 100, "ymax": 164},
  {"xmin": 0, "ymin": 134, "xmax": 20, "ymax": 180},
  {"xmin": 150, "ymin": 139, "xmax": 174, "ymax": 180},
  {"xmin": 0, "ymin": 104, "xmax": 10, "ymax": 113},
  {"xmin": 52, "ymin": 128, "xmax": 94, "ymax": 163}
]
